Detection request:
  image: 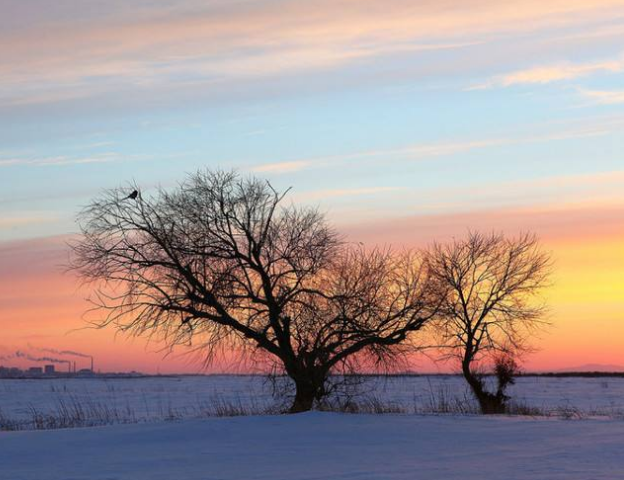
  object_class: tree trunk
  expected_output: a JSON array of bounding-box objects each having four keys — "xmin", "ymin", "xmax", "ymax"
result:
[
  {"xmin": 288, "ymin": 370, "xmax": 326, "ymax": 414},
  {"xmin": 474, "ymin": 390, "xmax": 506, "ymax": 414},
  {"xmin": 462, "ymin": 361, "xmax": 506, "ymax": 414},
  {"xmin": 289, "ymin": 381, "xmax": 317, "ymax": 413}
]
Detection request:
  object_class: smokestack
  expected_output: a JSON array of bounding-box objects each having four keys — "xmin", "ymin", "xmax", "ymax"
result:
[
  {"xmin": 73, "ymin": 361, "xmax": 76, "ymax": 373},
  {"xmin": 91, "ymin": 356, "xmax": 94, "ymax": 372}
]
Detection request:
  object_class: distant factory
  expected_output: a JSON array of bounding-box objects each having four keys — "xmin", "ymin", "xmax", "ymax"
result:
[
  {"xmin": 0, "ymin": 349, "xmax": 148, "ymax": 379},
  {"xmin": 0, "ymin": 364, "xmax": 96, "ymax": 378},
  {"xmin": 0, "ymin": 356, "xmax": 96, "ymax": 378},
  {"xmin": 0, "ymin": 349, "xmax": 100, "ymax": 378}
]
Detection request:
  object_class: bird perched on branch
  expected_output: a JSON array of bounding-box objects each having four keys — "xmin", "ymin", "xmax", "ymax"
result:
[{"xmin": 126, "ymin": 190, "xmax": 139, "ymax": 200}]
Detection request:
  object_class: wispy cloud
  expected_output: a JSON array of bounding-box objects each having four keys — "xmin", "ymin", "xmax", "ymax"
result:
[
  {"xmin": 343, "ymin": 197, "xmax": 624, "ymax": 247},
  {"xmin": 318, "ymin": 169, "xmax": 624, "ymax": 227},
  {"xmin": 0, "ymin": 152, "xmax": 125, "ymax": 168},
  {"xmin": 296, "ymin": 186, "xmax": 405, "ymax": 201},
  {"xmin": 71, "ymin": 141, "xmax": 116, "ymax": 150},
  {"xmin": 0, "ymin": 215, "xmax": 58, "ymax": 230},
  {"xmin": 471, "ymin": 58, "xmax": 624, "ymax": 89},
  {"xmin": 250, "ymin": 122, "xmax": 615, "ymax": 174},
  {"xmin": 252, "ymin": 160, "xmax": 315, "ymax": 174},
  {"xmin": 0, "ymin": 151, "xmax": 188, "ymax": 168},
  {"xmin": 413, "ymin": 170, "xmax": 624, "ymax": 214},
  {"xmin": 2, "ymin": 0, "xmax": 624, "ymax": 108},
  {"xmin": 578, "ymin": 88, "xmax": 624, "ymax": 105},
  {"xmin": 251, "ymin": 140, "xmax": 502, "ymax": 175}
]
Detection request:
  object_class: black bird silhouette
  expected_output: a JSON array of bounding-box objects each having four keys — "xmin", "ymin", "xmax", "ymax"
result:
[{"xmin": 126, "ymin": 190, "xmax": 139, "ymax": 200}]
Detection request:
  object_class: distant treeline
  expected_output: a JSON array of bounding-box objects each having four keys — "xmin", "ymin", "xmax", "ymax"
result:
[
  {"xmin": 519, "ymin": 372, "xmax": 624, "ymax": 378},
  {"xmin": 317, "ymin": 372, "xmax": 624, "ymax": 378},
  {"xmin": 4, "ymin": 372, "xmax": 624, "ymax": 380},
  {"xmin": 176, "ymin": 372, "xmax": 624, "ymax": 378}
]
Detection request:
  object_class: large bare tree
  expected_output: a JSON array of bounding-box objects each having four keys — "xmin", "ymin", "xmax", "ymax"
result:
[
  {"xmin": 71, "ymin": 170, "xmax": 441, "ymax": 412},
  {"xmin": 425, "ymin": 231, "xmax": 551, "ymax": 413}
]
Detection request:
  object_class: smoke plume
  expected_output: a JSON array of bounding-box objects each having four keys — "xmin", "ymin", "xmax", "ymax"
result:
[
  {"xmin": 34, "ymin": 346, "xmax": 92, "ymax": 359},
  {"xmin": 15, "ymin": 351, "xmax": 71, "ymax": 366}
]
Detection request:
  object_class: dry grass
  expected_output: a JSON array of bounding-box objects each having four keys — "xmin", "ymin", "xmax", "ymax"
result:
[
  {"xmin": 2, "ymin": 385, "xmax": 621, "ymax": 431},
  {"xmin": 0, "ymin": 394, "xmax": 276, "ymax": 431},
  {"xmin": 319, "ymin": 396, "xmax": 407, "ymax": 414}
]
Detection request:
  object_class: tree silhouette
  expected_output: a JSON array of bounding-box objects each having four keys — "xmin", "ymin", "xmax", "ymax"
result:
[
  {"xmin": 71, "ymin": 169, "xmax": 442, "ymax": 412},
  {"xmin": 425, "ymin": 231, "xmax": 551, "ymax": 413}
]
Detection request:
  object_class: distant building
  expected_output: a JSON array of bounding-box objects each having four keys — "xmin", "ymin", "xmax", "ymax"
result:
[
  {"xmin": 0, "ymin": 366, "xmax": 28, "ymax": 378},
  {"xmin": 44, "ymin": 365, "xmax": 55, "ymax": 374},
  {"xmin": 28, "ymin": 367, "xmax": 43, "ymax": 374}
]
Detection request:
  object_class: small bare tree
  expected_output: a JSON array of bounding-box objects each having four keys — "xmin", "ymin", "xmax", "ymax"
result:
[
  {"xmin": 425, "ymin": 232, "xmax": 551, "ymax": 414},
  {"xmin": 71, "ymin": 169, "xmax": 441, "ymax": 412}
]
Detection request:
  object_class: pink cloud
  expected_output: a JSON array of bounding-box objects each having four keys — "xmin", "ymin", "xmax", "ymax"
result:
[
  {"xmin": 342, "ymin": 203, "xmax": 624, "ymax": 247},
  {"xmin": 2, "ymin": 0, "xmax": 624, "ymax": 107}
]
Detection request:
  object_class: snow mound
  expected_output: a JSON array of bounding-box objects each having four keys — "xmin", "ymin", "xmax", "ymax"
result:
[{"xmin": 1, "ymin": 413, "xmax": 622, "ymax": 479}]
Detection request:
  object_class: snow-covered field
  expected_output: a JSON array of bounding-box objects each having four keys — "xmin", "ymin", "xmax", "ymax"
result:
[
  {"xmin": 2, "ymin": 376, "xmax": 624, "ymax": 479},
  {"xmin": 2, "ymin": 412, "xmax": 623, "ymax": 480},
  {"xmin": 1, "ymin": 375, "xmax": 624, "ymax": 428}
]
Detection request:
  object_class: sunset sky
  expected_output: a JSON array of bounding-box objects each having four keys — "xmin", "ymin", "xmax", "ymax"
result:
[{"xmin": 1, "ymin": 0, "xmax": 623, "ymax": 373}]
